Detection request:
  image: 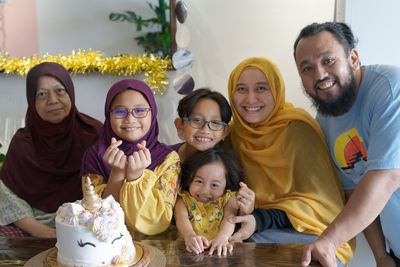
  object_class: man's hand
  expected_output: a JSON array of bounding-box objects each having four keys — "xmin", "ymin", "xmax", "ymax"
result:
[
  {"xmin": 301, "ymin": 236, "xmax": 337, "ymax": 267},
  {"xmin": 376, "ymin": 253, "xmax": 396, "ymax": 267}
]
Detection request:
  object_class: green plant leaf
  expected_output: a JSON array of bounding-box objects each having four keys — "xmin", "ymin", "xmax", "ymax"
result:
[
  {"xmin": 109, "ymin": 1, "xmax": 171, "ymax": 56},
  {"xmin": 109, "ymin": 13, "xmax": 128, "ymax": 22},
  {"xmin": 109, "ymin": 11, "xmax": 144, "ymax": 31},
  {"xmin": 0, "ymin": 143, "xmax": 5, "ymax": 165}
]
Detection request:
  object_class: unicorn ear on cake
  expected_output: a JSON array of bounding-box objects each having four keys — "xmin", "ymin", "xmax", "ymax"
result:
[{"xmin": 81, "ymin": 176, "xmax": 102, "ymax": 212}]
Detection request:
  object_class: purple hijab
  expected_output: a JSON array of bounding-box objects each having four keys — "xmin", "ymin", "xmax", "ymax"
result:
[{"xmin": 80, "ymin": 79, "xmax": 173, "ymax": 179}]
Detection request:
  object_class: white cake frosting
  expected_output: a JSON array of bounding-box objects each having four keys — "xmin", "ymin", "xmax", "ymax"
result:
[{"xmin": 55, "ymin": 195, "xmax": 135, "ymax": 267}]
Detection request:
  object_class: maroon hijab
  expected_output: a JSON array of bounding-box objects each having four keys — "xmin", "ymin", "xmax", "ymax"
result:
[
  {"xmin": 80, "ymin": 79, "xmax": 173, "ymax": 179},
  {"xmin": 0, "ymin": 62, "xmax": 103, "ymax": 212}
]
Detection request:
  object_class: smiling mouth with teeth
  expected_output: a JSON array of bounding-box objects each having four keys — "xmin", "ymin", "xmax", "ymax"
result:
[
  {"xmin": 245, "ymin": 106, "xmax": 262, "ymax": 111},
  {"xmin": 195, "ymin": 137, "xmax": 212, "ymax": 142},
  {"xmin": 123, "ymin": 127, "xmax": 140, "ymax": 131},
  {"xmin": 316, "ymin": 80, "xmax": 336, "ymax": 90}
]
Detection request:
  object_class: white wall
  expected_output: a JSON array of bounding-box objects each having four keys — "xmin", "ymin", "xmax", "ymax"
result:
[
  {"xmin": 344, "ymin": 0, "xmax": 400, "ymax": 66},
  {"xmin": 36, "ymin": 0, "xmax": 158, "ymax": 56},
  {"xmin": 182, "ymin": 0, "xmax": 334, "ymax": 115}
]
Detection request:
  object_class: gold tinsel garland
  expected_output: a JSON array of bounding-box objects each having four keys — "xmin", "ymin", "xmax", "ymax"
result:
[{"xmin": 0, "ymin": 50, "xmax": 172, "ymax": 94}]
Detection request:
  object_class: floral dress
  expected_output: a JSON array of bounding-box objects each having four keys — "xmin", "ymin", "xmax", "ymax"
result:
[{"xmin": 179, "ymin": 189, "xmax": 236, "ymax": 240}]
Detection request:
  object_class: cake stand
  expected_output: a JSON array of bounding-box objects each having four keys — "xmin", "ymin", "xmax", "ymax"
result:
[{"xmin": 24, "ymin": 241, "xmax": 166, "ymax": 267}]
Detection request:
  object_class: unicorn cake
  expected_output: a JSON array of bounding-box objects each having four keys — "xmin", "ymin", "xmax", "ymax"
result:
[{"xmin": 54, "ymin": 177, "xmax": 136, "ymax": 267}]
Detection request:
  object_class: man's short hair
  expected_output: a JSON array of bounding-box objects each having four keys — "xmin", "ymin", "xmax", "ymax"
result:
[{"xmin": 293, "ymin": 22, "xmax": 358, "ymax": 59}]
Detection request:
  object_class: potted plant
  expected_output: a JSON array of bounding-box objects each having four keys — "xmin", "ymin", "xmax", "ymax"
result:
[{"xmin": 109, "ymin": 0, "xmax": 170, "ymax": 57}]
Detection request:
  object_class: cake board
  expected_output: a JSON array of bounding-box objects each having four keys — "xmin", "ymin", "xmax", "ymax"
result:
[{"xmin": 24, "ymin": 241, "xmax": 166, "ymax": 267}]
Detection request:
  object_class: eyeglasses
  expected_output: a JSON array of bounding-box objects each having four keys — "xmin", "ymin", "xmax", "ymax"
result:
[
  {"xmin": 182, "ymin": 117, "xmax": 227, "ymax": 131},
  {"xmin": 110, "ymin": 108, "xmax": 151, "ymax": 119}
]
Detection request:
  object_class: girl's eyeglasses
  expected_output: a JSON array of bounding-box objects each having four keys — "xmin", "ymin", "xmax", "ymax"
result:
[
  {"xmin": 182, "ymin": 117, "xmax": 227, "ymax": 131},
  {"xmin": 110, "ymin": 108, "xmax": 151, "ymax": 119}
]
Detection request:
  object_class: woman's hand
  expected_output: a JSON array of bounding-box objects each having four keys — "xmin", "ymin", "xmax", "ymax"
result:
[
  {"xmin": 103, "ymin": 137, "xmax": 126, "ymax": 176},
  {"xmin": 236, "ymin": 182, "xmax": 255, "ymax": 215},
  {"xmin": 228, "ymin": 214, "xmax": 257, "ymax": 242},
  {"xmin": 209, "ymin": 236, "xmax": 233, "ymax": 256},
  {"xmin": 126, "ymin": 140, "xmax": 151, "ymax": 181},
  {"xmin": 184, "ymin": 234, "xmax": 210, "ymax": 255}
]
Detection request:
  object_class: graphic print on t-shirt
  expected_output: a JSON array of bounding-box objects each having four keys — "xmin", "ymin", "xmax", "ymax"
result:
[{"xmin": 334, "ymin": 128, "xmax": 368, "ymax": 171}]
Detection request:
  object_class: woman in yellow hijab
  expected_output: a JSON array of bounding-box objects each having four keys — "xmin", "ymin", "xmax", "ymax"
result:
[{"xmin": 227, "ymin": 57, "xmax": 354, "ymax": 265}]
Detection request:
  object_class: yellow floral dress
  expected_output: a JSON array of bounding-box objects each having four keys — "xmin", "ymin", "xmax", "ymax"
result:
[{"xmin": 179, "ymin": 189, "xmax": 236, "ymax": 240}]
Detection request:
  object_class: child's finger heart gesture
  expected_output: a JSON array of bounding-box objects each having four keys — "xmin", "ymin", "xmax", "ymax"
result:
[
  {"xmin": 102, "ymin": 137, "xmax": 127, "ymax": 173},
  {"xmin": 126, "ymin": 140, "xmax": 152, "ymax": 181}
]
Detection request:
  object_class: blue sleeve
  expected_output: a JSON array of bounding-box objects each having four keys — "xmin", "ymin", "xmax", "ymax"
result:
[
  {"xmin": 252, "ymin": 208, "xmax": 292, "ymax": 232},
  {"xmin": 367, "ymin": 69, "xmax": 400, "ymax": 171}
]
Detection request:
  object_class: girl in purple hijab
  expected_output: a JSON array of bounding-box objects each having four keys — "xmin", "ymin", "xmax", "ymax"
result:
[{"xmin": 81, "ymin": 79, "xmax": 180, "ymax": 239}]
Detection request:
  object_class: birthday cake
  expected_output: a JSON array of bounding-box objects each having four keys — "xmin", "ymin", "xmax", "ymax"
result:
[{"xmin": 54, "ymin": 177, "xmax": 136, "ymax": 267}]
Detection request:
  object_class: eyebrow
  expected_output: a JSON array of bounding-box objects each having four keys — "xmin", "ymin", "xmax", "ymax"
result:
[
  {"xmin": 235, "ymin": 83, "xmax": 246, "ymax": 88},
  {"xmin": 255, "ymin": 82, "xmax": 269, "ymax": 86},
  {"xmin": 236, "ymin": 82, "xmax": 269, "ymax": 86},
  {"xmin": 190, "ymin": 112, "xmax": 222, "ymax": 120},
  {"xmin": 37, "ymin": 85, "xmax": 65, "ymax": 91},
  {"xmin": 112, "ymin": 104, "xmax": 149, "ymax": 109},
  {"xmin": 194, "ymin": 175, "xmax": 221, "ymax": 184},
  {"xmin": 299, "ymin": 50, "xmax": 331, "ymax": 67}
]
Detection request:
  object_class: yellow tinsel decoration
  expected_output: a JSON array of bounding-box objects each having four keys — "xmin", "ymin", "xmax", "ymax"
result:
[{"xmin": 0, "ymin": 50, "xmax": 172, "ymax": 94}]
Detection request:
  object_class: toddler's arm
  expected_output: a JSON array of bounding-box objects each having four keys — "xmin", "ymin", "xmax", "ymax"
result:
[
  {"xmin": 209, "ymin": 196, "xmax": 238, "ymax": 256},
  {"xmin": 175, "ymin": 197, "xmax": 209, "ymax": 254}
]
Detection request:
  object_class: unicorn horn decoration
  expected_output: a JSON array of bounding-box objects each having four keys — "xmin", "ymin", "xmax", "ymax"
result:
[{"xmin": 82, "ymin": 176, "xmax": 102, "ymax": 212}]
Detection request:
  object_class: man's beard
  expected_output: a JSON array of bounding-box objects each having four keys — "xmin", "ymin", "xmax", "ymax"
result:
[{"xmin": 305, "ymin": 67, "xmax": 357, "ymax": 117}]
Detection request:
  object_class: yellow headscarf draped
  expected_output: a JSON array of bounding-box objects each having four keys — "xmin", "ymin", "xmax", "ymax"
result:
[{"xmin": 228, "ymin": 57, "xmax": 354, "ymax": 264}]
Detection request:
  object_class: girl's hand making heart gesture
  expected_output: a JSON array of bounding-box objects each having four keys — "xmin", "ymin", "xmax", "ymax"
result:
[
  {"xmin": 126, "ymin": 140, "xmax": 152, "ymax": 181},
  {"xmin": 103, "ymin": 137, "xmax": 127, "ymax": 178}
]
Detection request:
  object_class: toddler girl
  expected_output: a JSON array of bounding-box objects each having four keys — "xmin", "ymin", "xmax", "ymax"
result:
[
  {"xmin": 174, "ymin": 146, "xmax": 243, "ymax": 256},
  {"xmin": 81, "ymin": 79, "xmax": 180, "ymax": 239}
]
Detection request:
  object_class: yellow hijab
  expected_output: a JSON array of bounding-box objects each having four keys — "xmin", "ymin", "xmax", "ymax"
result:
[{"xmin": 228, "ymin": 57, "xmax": 354, "ymax": 264}]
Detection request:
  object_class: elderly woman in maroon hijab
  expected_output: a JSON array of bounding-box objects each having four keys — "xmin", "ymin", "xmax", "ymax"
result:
[
  {"xmin": 0, "ymin": 62, "xmax": 102, "ymax": 237},
  {"xmin": 80, "ymin": 79, "xmax": 180, "ymax": 240}
]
